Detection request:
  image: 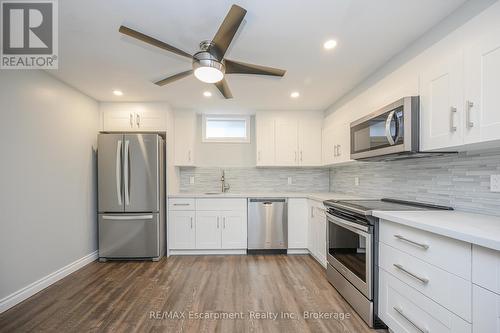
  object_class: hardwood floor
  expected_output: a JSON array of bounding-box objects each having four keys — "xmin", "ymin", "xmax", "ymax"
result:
[{"xmin": 0, "ymin": 255, "xmax": 380, "ymax": 333}]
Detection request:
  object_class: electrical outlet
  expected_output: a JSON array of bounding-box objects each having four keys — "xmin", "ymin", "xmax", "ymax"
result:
[
  {"xmin": 354, "ymin": 177, "xmax": 360, "ymax": 186},
  {"xmin": 189, "ymin": 176, "xmax": 195, "ymax": 185},
  {"xmin": 491, "ymin": 175, "xmax": 500, "ymax": 192},
  {"xmin": 287, "ymin": 177, "xmax": 293, "ymax": 185}
]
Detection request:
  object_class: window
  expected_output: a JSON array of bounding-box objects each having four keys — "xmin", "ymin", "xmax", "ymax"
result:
[{"xmin": 202, "ymin": 115, "xmax": 250, "ymax": 143}]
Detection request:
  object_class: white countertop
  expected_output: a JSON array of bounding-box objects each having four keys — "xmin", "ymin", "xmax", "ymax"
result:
[
  {"xmin": 373, "ymin": 210, "xmax": 500, "ymax": 251},
  {"xmin": 168, "ymin": 192, "xmax": 365, "ymax": 202}
]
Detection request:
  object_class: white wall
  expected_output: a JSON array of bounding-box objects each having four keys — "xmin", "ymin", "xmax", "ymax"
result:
[
  {"xmin": 0, "ymin": 71, "xmax": 99, "ymax": 304},
  {"xmin": 99, "ymin": 102, "xmax": 179, "ymax": 193},
  {"xmin": 324, "ymin": 0, "xmax": 499, "ymax": 127},
  {"xmin": 194, "ymin": 114, "xmax": 256, "ymax": 167}
]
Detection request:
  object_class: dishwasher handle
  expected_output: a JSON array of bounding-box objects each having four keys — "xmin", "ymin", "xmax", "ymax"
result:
[{"xmin": 249, "ymin": 198, "xmax": 287, "ymax": 203}]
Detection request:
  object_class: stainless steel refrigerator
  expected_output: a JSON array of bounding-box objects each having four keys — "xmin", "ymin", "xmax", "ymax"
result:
[{"xmin": 97, "ymin": 133, "xmax": 165, "ymax": 261}]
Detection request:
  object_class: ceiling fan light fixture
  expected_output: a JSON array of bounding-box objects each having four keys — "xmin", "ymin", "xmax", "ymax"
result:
[
  {"xmin": 194, "ymin": 66, "xmax": 224, "ymax": 83},
  {"xmin": 193, "ymin": 50, "xmax": 225, "ymax": 83}
]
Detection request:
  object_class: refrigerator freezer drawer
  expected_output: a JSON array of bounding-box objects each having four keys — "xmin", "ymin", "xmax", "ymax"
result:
[{"xmin": 98, "ymin": 213, "xmax": 160, "ymax": 258}]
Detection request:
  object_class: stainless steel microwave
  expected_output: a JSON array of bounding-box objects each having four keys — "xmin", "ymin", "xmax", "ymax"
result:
[{"xmin": 350, "ymin": 96, "xmax": 421, "ymax": 161}]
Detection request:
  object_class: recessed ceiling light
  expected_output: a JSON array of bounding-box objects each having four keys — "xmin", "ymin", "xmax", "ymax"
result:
[
  {"xmin": 323, "ymin": 39, "xmax": 337, "ymax": 50},
  {"xmin": 290, "ymin": 91, "xmax": 300, "ymax": 98},
  {"xmin": 113, "ymin": 90, "xmax": 123, "ymax": 96},
  {"xmin": 203, "ymin": 91, "xmax": 212, "ymax": 97}
]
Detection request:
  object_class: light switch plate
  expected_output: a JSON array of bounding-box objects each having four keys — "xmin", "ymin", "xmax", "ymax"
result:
[
  {"xmin": 287, "ymin": 177, "xmax": 292, "ymax": 185},
  {"xmin": 491, "ymin": 175, "xmax": 500, "ymax": 192},
  {"xmin": 354, "ymin": 177, "xmax": 360, "ymax": 186},
  {"xmin": 189, "ymin": 176, "xmax": 195, "ymax": 185}
]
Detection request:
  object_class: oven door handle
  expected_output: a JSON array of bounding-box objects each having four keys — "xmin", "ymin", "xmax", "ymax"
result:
[{"xmin": 326, "ymin": 212, "xmax": 370, "ymax": 234}]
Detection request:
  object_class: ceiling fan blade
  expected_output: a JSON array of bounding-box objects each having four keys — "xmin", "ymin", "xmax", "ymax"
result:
[
  {"xmin": 212, "ymin": 5, "xmax": 247, "ymax": 58},
  {"xmin": 119, "ymin": 25, "xmax": 192, "ymax": 59},
  {"xmin": 154, "ymin": 70, "xmax": 193, "ymax": 86},
  {"xmin": 224, "ymin": 59, "xmax": 286, "ymax": 77},
  {"xmin": 214, "ymin": 78, "xmax": 233, "ymax": 99}
]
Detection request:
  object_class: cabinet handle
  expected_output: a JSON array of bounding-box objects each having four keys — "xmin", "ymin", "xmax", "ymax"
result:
[
  {"xmin": 337, "ymin": 145, "xmax": 341, "ymax": 156},
  {"xmin": 173, "ymin": 203, "xmax": 190, "ymax": 206},
  {"xmin": 294, "ymin": 151, "xmax": 297, "ymax": 162},
  {"xmin": 188, "ymin": 150, "xmax": 191, "ymax": 162},
  {"xmin": 466, "ymin": 100, "xmax": 474, "ymax": 128},
  {"xmin": 393, "ymin": 307, "xmax": 428, "ymax": 333},
  {"xmin": 223, "ymin": 217, "xmax": 226, "ymax": 229},
  {"xmin": 394, "ymin": 234, "xmax": 429, "ymax": 250},
  {"xmin": 393, "ymin": 264, "xmax": 429, "ymax": 284},
  {"xmin": 217, "ymin": 216, "xmax": 220, "ymax": 229},
  {"xmin": 190, "ymin": 217, "xmax": 193, "ymax": 229},
  {"xmin": 300, "ymin": 151, "xmax": 303, "ymax": 162},
  {"xmin": 258, "ymin": 151, "xmax": 261, "ymax": 162},
  {"xmin": 129, "ymin": 113, "xmax": 133, "ymax": 128},
  {"xmin": 136, "ymin": 113, "xmax": 140, "ymax": 127},
  {"xmin": 450, "ymin": 107, "xmax": 457, "ymax": 132}
]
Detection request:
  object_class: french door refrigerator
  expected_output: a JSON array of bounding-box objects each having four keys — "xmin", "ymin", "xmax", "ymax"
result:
[{"xmin": 97, "ymin": 133, "xmax": 165, "ymax": 261}]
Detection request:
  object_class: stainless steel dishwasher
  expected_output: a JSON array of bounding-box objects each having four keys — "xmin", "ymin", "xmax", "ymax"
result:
[{"xmin": 247, "ymin": 198, "xmax": 287, "ymax": 253}]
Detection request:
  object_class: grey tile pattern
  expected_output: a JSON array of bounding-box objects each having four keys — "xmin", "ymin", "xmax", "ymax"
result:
[
  {"xmin": 180, "ymin": 167, "xmax": 330, "ymax": 193},
  {"xmin": 329, "ymin": 149, "xmax": 500, "ymax": 216}
]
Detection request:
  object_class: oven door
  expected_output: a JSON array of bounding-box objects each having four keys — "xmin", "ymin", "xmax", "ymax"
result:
[{"xmin": 327, "ymin": 212, "xmax": 372, "ymax": 300}]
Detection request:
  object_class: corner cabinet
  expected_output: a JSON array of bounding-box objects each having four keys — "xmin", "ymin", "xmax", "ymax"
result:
[
  {"xmin": 255, "ymin": 111, "xmax": 322, "ymax": 167},
  {"xmin": 420, "ymin": 26, "xmax": 500, "ymax": 151},
  {"xmin": 173, "ymin": 111, "xmax": 196, "ymax": 166}
]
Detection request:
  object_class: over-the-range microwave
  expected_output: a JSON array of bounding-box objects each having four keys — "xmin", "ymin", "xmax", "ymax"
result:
[{"xmin": 350, "ymin": 96, "xmax": 454, "ymax": 161}]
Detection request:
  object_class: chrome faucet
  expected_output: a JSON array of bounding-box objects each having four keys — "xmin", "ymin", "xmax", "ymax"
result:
[{"xmin": 221, "ymin": 170, "xmax": 230, "ymax": 193}]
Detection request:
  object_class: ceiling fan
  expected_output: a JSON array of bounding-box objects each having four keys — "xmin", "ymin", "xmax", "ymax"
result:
[{"xmin": 119, "ymin": 4, "xmax": 286, "ymax": 99}]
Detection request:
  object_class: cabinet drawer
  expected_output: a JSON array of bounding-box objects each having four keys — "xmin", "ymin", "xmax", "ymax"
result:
[
  {"xmin": 196, "ymin": 198, "xmax": 246, "ymax": 211},
  {"xmin": 168, "ymin": 198, "xmax": 195, "ymax": 210},
  {"xmin": 380, "ymin": 243, "xmax": 471, "ymax": 321},
  {"xmin": 380, "ymin": 219, "xmax": 471, "ymax": 280},
  {"xmin": 473, "ymin": 284, "xmax": 500, "ymax": 333},
  {"xmin": 472, "ymin": 245, "xmax": 500, "ymax": 294},
  {"xmin": 379, "ymin": 269, "xmax": 471, "ymax": 333}
]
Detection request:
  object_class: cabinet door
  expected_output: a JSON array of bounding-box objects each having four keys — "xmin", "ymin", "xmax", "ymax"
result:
[
  {"xmin": 288, "ymin": 198, "xmax": 308, "ymax": 249},
  {"xmin": 322, "ymin": 126, "xmax": 336, "ymax": 165},
  {"xmin": 102, "ymin": 110, "xmax": 134, "ymax": 131},
  {"xmin": 195, "ymin": 211, "xmax": 221, "ymax": 249},
  {"xmin": 221, "ymin": 210, "xmax": 247, "ymax": 249},
  {"xmin": 298, "ymin": 118, "xmax": 322, "ymax": 166},
  {"xmin": 420, "ymin": 52, "xmax": 464, "ymax": 150},
  {"xmin": 169, "ymin": 211, "xmax": 195, "ymax": 249},
  {"xmin": 137, "ymin": 109, "xmax": 167, "ymax": 131},
  {"xmin": 256, "ymin": 113, "xmax": 275, "ymax": 166},
  {"xmin": 336, "ymin": 122, "xmax": 352, "ymax": 163},
  {"xmin": 275, "ymin": 119, "xmax": 298, "ymax": 166},
  {"xmin": 465, "ymin": 28, "xmax": 500, "ymax": 144},
  {"xmin": 473, "ymin": 284, "xmax": 500, "ymax": 333},
  {"xmin": 307, "ymin": 202, "xmax": 316, "ymax": 254},
  {"xmin": 174, "ymin": 111, "xmax": 196, "ymax": 166},
  {"xmin": 316, "ymin": 209, "xmax": 327, "ymax": 266}
]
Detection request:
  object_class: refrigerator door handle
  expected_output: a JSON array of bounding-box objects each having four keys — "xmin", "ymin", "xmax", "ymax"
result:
[
  {"xmin": 102, "ymin": 215, "xmax": 153, "ymax": 220},
  {"xmin": 124, "ymin": 140, "xmax": 130, "ymax": 206},
  {"xmin": 116, "ymin": 140, "xmax": 122, "ymax": 206}
]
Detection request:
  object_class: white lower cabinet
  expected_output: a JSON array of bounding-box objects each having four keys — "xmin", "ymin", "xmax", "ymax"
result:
[
  {"xmin": 379, "ymin": 269, "xmax": 471, "ymax": 333},
  {"xmin": 473, "ymin": 284, "xmax": 500, "ymax": 333},
  {"xmin": 307, "ymin": 200, "xmax": 327, "ymax": 266},
  {"xmin": 288, "ymin": 198, "xmax": 308, "ymax": 249},
  {"xmin": 221, "ymin": 210, "xmax": 247, "ymax": 249},
  {"xmin": 195, "ymin": 211, "xmax": 221, "ymax": 249},
  {"xmin": 169, "ymin": 210, "xmax": 195, "ymax": 249}
]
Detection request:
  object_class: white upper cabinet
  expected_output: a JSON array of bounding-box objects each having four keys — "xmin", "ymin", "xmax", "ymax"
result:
[
  {"xmin": 256, "ymin": 111, "xmax": 323, "ymax": 167},
  {"xmin": 322, "ymin": 121, "xmax": 351, "ymax": 165},
  {"xmin": 464, "ymin": 27, "xmax": 500, "ymax": 145},
  {"xmin": 101, "ymin": 104, "xmax": 167, "ymax": 132},
  {"xmin": 174, "ymin": 111, "xmax": 196, "ymax": 166},
  {"xmin": 275, "ymin": 118, "xmax": 299, "ymax": 165},
  {"xmin": 298, "ymin": 118, "xmax": 322, "ymax": 166},
  {"xmin": 255, "ymin": 112, "xmax": 275, "ymax": 166},
  {"xmin": 420, "ymin": 51, "xmax": 464, "ymax": 151}
]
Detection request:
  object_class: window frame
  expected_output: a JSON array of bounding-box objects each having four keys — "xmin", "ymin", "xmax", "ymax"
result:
[{"xmin": 201, "ymin": 114, "xmax": 251, "ymax": 143}]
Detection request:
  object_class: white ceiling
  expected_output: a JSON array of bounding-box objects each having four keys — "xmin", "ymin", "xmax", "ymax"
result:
[{"xmin": 51, "ymin": 0, "xmax": 467, "ymax": 111}]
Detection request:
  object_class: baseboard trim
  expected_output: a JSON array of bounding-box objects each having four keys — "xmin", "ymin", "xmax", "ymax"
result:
[
  {"xmin": 287, "ymin": 248, "xmax": 309, "ymax": 254},
  {"xmin": 0, "ymin": 250, "xmax": 98, "ymax": 314},
  {"xmin": 170, "ymin": 249, "xmax": 246, "ymax": 256}
]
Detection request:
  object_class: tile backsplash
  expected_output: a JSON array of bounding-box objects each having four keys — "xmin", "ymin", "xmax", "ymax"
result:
[
  {"xmin": 179, "ymin": 167, "xmax": 330, "ymax": 193},
  {"xmin": 329, "ymin": 149, "xmax": 500, "ymax": 216}
]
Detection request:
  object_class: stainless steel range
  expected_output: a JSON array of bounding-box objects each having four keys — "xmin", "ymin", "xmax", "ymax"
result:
[{"xmin": 323, "ymin": 198, "xmax": 452, "ymax": 328}]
